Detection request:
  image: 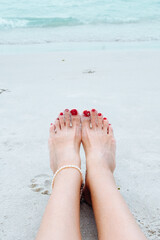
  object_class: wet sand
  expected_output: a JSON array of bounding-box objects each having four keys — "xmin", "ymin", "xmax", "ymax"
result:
[{"xmin": 0, "ymin": 50, "xmax": 160, "ymax": 239}]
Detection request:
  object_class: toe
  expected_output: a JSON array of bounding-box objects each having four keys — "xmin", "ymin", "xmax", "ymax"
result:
[
  {"xmin": 90, "ymin": 109, "xmax": 97, "ymax": 129},
  {"xmin": 97, "ymin": 113, "xmax": 103, "ymax": 129},
  {"xmin": 108, "ymin": 124, "xmax": 114, "ymax": 136},
  {"xmin": 59, "ymin": 112, "xmax": 64, "ymax": 129},
  {"xmin": 64, "ymin": 109, "xmax": 71, "ymax": 127},
  {"xmin": 70, "ymin": 109, "xmax": 80, "ymax": 127},
  {"xmin": 103, "ymin": 117, "xmax": 109, "ymax": 133},
  {"xmin": 50, "ymin": 123, "xmax": 55, "ymax": 136},
  {"xmin": 81, "ymin": 110, "xmax": 91, "ymax": 128},
  {"xmin": 55, "ymin": 118, "xmax": 60, "ymax": 131}
]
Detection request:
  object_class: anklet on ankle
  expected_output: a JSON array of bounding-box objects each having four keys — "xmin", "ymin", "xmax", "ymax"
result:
[{"xmin": 52, "ymin": 165, "xmax": 83, "ymax": 188}]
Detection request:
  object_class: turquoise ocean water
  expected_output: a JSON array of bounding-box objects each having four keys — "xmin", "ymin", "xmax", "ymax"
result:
[{"xmin": 0, "ymin": 0, "xmax": 160, "ymax": 52}]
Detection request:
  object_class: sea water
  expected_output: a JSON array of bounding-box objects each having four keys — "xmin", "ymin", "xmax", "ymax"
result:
[{"xmin": 0, "ymin": 0, "xmax": 160, "ymax": 53}]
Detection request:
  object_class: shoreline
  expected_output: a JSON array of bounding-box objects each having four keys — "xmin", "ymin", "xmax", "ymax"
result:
[{"xmin": 0, "ymin": 40, "xmax": 160, "ymax": 55}]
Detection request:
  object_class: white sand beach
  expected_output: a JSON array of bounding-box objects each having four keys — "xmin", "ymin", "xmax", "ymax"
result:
[{"xmin": 0, "ymin": 49, "xmax": 160, "ymax": 239}]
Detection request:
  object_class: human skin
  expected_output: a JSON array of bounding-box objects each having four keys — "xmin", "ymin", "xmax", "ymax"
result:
[
  {"xmin": 36, "ymin": 109, "xmax": 82, "ymax": 240},
  {"xmin": 81, "ymin": 109, "xmax": 147, "ymax": 240},
  {"xmin": 36, "ymin": 108, "xmax": 147, "ymax": 240}
]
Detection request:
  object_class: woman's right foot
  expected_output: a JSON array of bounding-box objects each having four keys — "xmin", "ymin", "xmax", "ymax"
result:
[
  {"xmin": 81, "ymin": 109, "xmax": 116, "ymax": 205},
  {"xmin": 49, "ymin": 109, "xmax": 81, "ymax": 175}
]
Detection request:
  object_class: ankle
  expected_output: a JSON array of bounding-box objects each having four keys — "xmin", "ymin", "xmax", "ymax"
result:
[
  {"xmin": 86, "ymin": 151, "xmax": 116, "ymax": 173},
  {"xmin": 86, "ymin": 158, "xmax": 114, "ymax": 175},
  {"xmin": 86, "ymin": 166, "xmax": 114, "ymax": 189},
  {"xmin": 53, "ymin": 168, "xmax": 82, "ymax": 189}
]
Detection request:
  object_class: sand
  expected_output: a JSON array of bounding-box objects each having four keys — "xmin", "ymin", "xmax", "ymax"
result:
[{"xmin": 0, "ymin": 49, "xmax": 160, "ymax": 239}]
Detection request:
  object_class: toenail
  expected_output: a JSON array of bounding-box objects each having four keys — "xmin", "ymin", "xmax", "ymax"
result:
[
  {"xmin": 50, "ymin": 123, "xmax": 53, "ymax": 125},
  {"xmin": 83, "ymin": 110, "xmax": 90, "ymax": 117},
  {"xmin": 103, "ymin": 117, "xmax": 107, "ymax": 120},
  {"xmin": 70, "ymin": 109, "xmax": 78, "ymax": 115},
  {"xmin": 65, "ymin": 109, "xmax": 69, "ymax": 112},
  {"xmin": 91, "ymin": 109, "xmax": 96, "ymax": 112},
  {"xmin": 57, "ymin": 118, "xmax": 59, "ymax": 120},
  {"xmin": 60, "ymin": 112, "xmax": 63, "ymax": 115},
  {"xmin": 98, "ymin": 113, "xmax": 102, "ymax": 116},
  {"xmin": 109, "ymin": 123, "xmax": 111, "ymax": 125}
]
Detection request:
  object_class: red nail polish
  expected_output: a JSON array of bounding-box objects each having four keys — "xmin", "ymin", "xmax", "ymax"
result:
[
  {"xmin": 109, "ymin": 124, "xmax": 111, "ymax": 125},
  {"xmin": 65, "ymin": 109, "xmax": 69, "ymax": 112},
  {"xmin": 83, "ymin": 110, "xmax": 90, "ymax": 117},
  {"xmin": 50, "ymin": 123, "xmax": 53, "ymax": 125},
  {"xmin": 57, "ymin": 118, "xmax": 59, "ymax": 120},
  {"xmin": 60, "ymin": 112, "xmax": 63, "ymax": 116},
  {"xmin": 103, "ymin": 117, "xmax": 107, "ymax": 120},
  {"xmin": 98, "ymin": 113, "xmax": 102, "ymax": 116},
  {"xmin": 70, "ymin": 109, "xmax": 78, "ymax": 116},
  {"xmin": 91, "ymin": 109, "xmax": 96, "ymax": 112}
]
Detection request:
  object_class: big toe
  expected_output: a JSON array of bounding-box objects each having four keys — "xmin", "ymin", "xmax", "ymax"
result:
[
  {"xmin": 70, "ymin": 109, "xmax": 80, "ymax": 127},
  {"xmin": 81, "ymin": 110, "xmax": 91, "ymax": 128}
]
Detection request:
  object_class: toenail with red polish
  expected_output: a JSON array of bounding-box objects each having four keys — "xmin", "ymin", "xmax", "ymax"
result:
[
  {"xmin": 57, "ymin": 118, "xmax": 59, "ymax": 120},
  {"xmin": 91, "ymin": 109, "xmax": 96, "ymax": 112},
  {"xmin": 60, "ymin": 112, "xmax": 63, "ymax": 115},
  {"xmin": 70, "ymin": 109, "xmax": 78, "ymax": 115},
  {"xmin": 109, "ymin": 123, "xmax": 111, "ymax": 125},
  {"xmin": 65, "ymin": 109, "xmax": 69, "ymax": 112},
  {"xmin": 103, "ymin": 117, "xmax": 107, "ymax": 120},
  {"xmin": 98, "ymin": 113, "xmax": 102, "ymax": 116},
  {"xmin": 83, "ymin": 110, "xmax": 90, "ymax": 117},
  {"xmin": 50, "ymin": 123, "xmax": 53, "ymax": 125}
]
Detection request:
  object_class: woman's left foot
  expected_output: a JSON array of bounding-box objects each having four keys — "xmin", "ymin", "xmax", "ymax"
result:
[{"xmin": 81, "ymin": 109, "xmax": 116, "ymax": 206}]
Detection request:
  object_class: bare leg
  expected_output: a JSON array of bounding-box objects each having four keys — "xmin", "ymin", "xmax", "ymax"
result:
[
  {"xmin": 81, "ymin": 109, "xmax": 147, "ymax": 240},
  {"xmin": 36, "ymin": 109, "xmax": 82, "ymax": 240}
]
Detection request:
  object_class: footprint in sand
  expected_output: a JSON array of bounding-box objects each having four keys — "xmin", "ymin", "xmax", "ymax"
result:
[
  {"xmin": 29, "ymin": 174, "xmax": 85, "ymax": 202},
  {"xmin": 29, "ymin": 174, "xmax": 52, "ymax": 195}
]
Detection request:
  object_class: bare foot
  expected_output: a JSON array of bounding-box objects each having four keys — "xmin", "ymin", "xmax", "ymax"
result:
[
  {"xmin": 81, "ymin": 109, "xmax": 116, "ymax": 205},
  {"xmin": 49, "ymin": 109, "xmax": 81, "ymax": 174}
]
